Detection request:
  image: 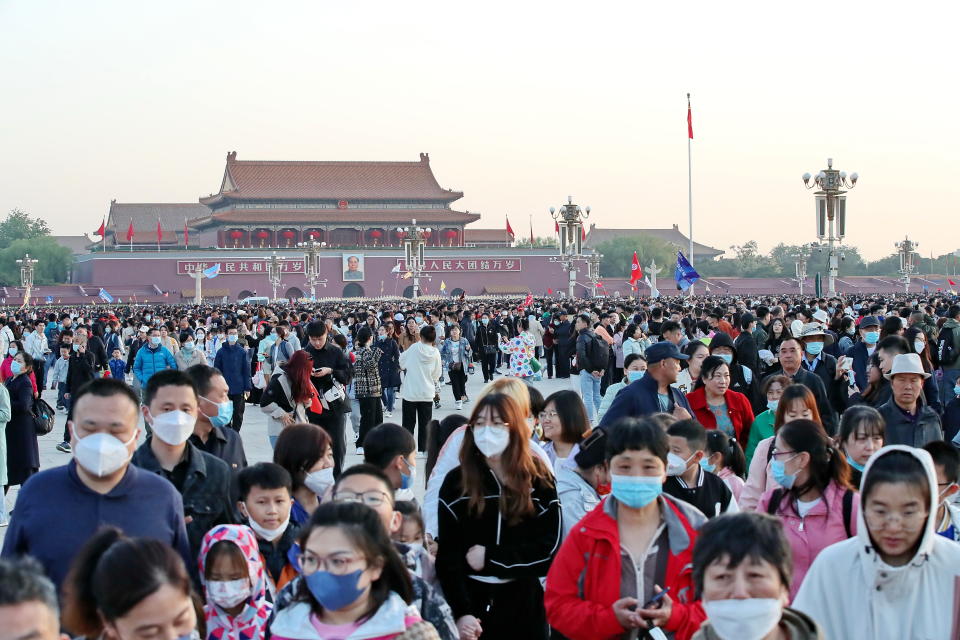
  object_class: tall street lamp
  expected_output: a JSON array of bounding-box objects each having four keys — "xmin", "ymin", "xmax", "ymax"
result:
[
  {"xmin": 549, "ymin": 196, "xmax": 598, "ymax": 298},
  {"xmin": 17, "ymin": 253, "xmax": 38, "ymax": 305},
  {"xmin": 266, "ymin": 252, "xmax": 283, "ymax": 301},
  {"xmin": 396, "ymin": 219, "xmax": 432, "ymax": 300},
  {"xmin": 895, "ymin": 236, "xmax": 919, "ymax": 294},
  {"xmin": 297, "ymin": 240, "xmax": 328, "ymax": 300},
  {"xmin": 802, "ymin": 158, "xmax": 858, "ymax": 297},
  {"xmin": 793, "ymin": 244, "xmax": 812, "ymax": 296}
]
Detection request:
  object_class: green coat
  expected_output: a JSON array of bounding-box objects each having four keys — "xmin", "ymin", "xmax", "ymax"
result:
[{"xmin": 745, "ymin": 409, "xmax": 775, "ymax": 469}]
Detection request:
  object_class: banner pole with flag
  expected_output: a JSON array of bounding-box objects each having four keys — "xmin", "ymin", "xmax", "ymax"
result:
[{"xmin": 687, "ymin": 92, "xmax": 695, "ymax": 296}]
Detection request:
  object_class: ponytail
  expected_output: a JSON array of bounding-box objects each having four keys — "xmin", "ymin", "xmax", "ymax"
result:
[{"xmin": 705, "ymin": 430, "xmax": 746, "ymax": 478}]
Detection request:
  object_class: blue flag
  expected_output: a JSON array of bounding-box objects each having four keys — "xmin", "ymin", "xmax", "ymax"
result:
[
  {"xmin": 45, "ymin": 295, "xmax": 53, "ymax": 304},
  {"xmin": 98, "ymin": 288, "xmax": 114, "ymax": 303},
  {"xmin": 674, "ymin": 251, "xmax": 700, "ymax": 291},
  {"xmin": 203, "ymin": 263, "xmax": 221, "ymax": 279}
]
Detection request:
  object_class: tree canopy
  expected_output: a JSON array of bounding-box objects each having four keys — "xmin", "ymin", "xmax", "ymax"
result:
[{"xmin": 0, "ymin": 209, "xmax": 73, "ymax": 286}]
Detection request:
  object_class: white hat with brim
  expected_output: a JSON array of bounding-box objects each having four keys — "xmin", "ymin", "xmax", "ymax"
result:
[
  {"xmin": 884, "ymin": 353, "xmax": 931, "ymax": 380},
  {"xmin": 797, "ymin": 323, "xmax": 835, "ymax": 346},
  {"xmin": 139, "ymin": 326, "xmax": 150, "ymax": 333}
]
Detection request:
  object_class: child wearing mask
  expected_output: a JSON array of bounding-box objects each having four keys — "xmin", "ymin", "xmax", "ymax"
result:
[
  {"xmin": 108, "ymin": 347, "xmax": 126, "ymax": 381},
  {"xmin": 51, "ymin": 345, "xmax": 70, "ymax": 411},
  {"xmin": 922, "ymin": 440, "xmax": 960, "ymax": 541},
  {"xmin": 663, "ymin": 419, "xmax": 738, "ymax": 518},
  {"xmin": 394, "ymin": 500, "xmax": 436, "ymax": 587},
  {"xmin": 199, "ymin": 524, "xmax": 273, "ymax": 640}
]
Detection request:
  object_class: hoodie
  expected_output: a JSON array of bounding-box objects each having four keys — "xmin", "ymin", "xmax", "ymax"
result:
[
  {"xmin": 270, "ymin": 592, "xmax": 432, "ymax": 640},
  {"xmin": 398, "ymin": 341, "xmax": 442, "ymax": 402},
  {"xmin": 198, "ymin": 524, "xmax": 273, "ymax": 640},
  {"xmin": 793, "ymin": 445, "xmax": 960, "ymax": 639}
]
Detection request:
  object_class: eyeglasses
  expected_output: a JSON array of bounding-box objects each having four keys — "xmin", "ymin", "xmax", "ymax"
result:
[
  {"xmin": 538, "ymin": 411, "xmax": 559, "ymax": 420},
  {"xmin": 333, "ymin": 489, "xmax": 392, "ymax": 508},
  {"xmin": 769, "ymin": 449, "xmax": 797, "ymax": 460},
  {"xmin": 864, "ymin": 507, "xmax": 927, "ymax": 530},
  {"xmin": 296, "ymin": 550, "xmax": 365, "ymax": 575}
]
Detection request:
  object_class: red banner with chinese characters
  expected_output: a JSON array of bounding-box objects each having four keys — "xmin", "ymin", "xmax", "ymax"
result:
[
  {"xmin": 396, "ymin": 258, "xmax": 522, "ymax": 272},
  {"xmin": 177, "ymin": 259, "xmax": 306, "ymax": 275}
]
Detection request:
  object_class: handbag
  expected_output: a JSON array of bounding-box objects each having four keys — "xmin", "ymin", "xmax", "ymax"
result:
[
  {"xmin": 251, "ymin": 363, "xmax": 266, "ymax": 390},
  {"xmin": 32, "ymin": 397, "xmax": 55, "ymax": 436},
  {"xmin": 529, "ymin": 357, "xmax": 542, "ymax": 373},
  {"xmin": 323, "ymin": 380, "xmax": 345, "ymax": 405}
]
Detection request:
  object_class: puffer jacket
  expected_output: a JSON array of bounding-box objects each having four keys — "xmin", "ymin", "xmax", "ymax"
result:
[{"xmin": 132, "ymin": 344, "xmax": 176, "ymax": 386}]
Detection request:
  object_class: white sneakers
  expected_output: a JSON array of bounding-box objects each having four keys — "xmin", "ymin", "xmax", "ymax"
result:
[{"xmin": 456, "ymin": 400, "xmax": 463, "ymax": 410}]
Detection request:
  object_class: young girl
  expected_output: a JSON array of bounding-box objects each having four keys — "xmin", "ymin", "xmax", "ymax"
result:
[
  {"xmin": 795, "ymin": 446, "xmax": 960, "ymax": 639},
  {"xmin": 837, "ymin": 405, "xmax": 885, "ymax": 488},
  {"xmin": 702, "ymin": 430, "xmax": 747, "ymax": 502},
  {"xmin": 270, "ymin": 501, "xmax": 438, "ymax": 640},
  {"xmin": 393, "ymin": 500, "xmax": 437, "ymax": 587},
  {"xmin": 744, "ymin": 375, "xmax": 789, "ymax": 467},
  {"xmin": 199, "ymin": 524, "xmax": 273, "ymax": 640}
]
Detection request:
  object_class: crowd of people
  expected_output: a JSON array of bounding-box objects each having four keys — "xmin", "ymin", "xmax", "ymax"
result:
[{"xmin": 1, "ymin": 291, "xmax": 960, "ymax": 639}]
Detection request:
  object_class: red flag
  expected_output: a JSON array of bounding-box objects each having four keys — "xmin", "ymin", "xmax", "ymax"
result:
[
  {"xmin": 547, "ymin": 288, "xmax": 553, "ymax": 295},
  {"xmin": 950, "ymin": 279, "xmax": 957, "ymax": 286},
  {"xmin": 530, "ymin": 220, "xmax": 535, "ymax": 245},
  {"xmin": 183, "ymin": 220, "xmax": 189, "ymax": 246},
  {"xmin": 582, "ymin": 226, "xmax": 587, "ymax": 242},
  {"xmin": 94, "ymin": 220, "xmax": 105, "ymax": 237},
  {"xmin": 554, "ymin": 221, "xmax": 559, "ymax": 234},
  {"xmin": 687, "ymin": 93, "xmax": 693, "ymax": 139},
  {"xmin": 125, "ymin": 219, "xmax": 134, "ymax": 242},
  {"xmin": 629, "ymin": 251, "xmax": 643, "ymax": 286},
  {"xmin": 506, "ymin": 216, "xmax": 515, "ymax": 240},
  {"xmin": 156, "ymin": 219, "xmax": 163, "ymax": 243}
]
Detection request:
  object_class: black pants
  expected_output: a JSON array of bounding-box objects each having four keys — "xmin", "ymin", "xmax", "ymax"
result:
[
  {"xmin": 544, "ymin": 345, "xmax": 556, "ymax": 378},
  {"xmin": 402, "ymin": 399, "xmax": 432, "ymax": 452},
  {"xmin": 555, "ymin": 348, "xmax": 571, "ymax": 378},
  {"xmin": 358, "ymin": 396, "xmax": 383, "ymax": 448},
  {"xmin": 228, "ymin": 393, "xmax": 246, "ymax": 432},
  {"xmin": 464, "ymin": 577, "xmax": 548, "ymax": 640},
  {"xmin": 449, "ymin": 366, "xmax": 467, "ymax": 401},
  {"xmin": 480, "ymin": 349, "xmax": 498, "ymax": 382},
  {"xmin": 309, "ymin": 407, "xmax": 346, "ymax": 478}
]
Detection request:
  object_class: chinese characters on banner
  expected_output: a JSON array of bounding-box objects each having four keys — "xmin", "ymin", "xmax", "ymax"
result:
[
  {"xmin": 177, "ymin": 259, "xmax": 306, "ymax": 275},
  {"xmin": 396, "ymin": 258, "xmax": 522, "ymax": 272}
]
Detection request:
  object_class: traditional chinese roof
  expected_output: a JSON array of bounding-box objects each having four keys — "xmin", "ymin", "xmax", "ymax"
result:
[
  {"xmin": 105, "ymin": 202, "xmax": 211, "ymax": 244},
  {"xmin": 200, "ymin": 152, "xmax": 464, "ymax": 206},
  {"xmin": 464, "ymin": 229, "xmax": 509, "ymax": 243},
  {"xmin": 583, "ymin": 224, "xmax": 724, "ymax": 258},
  {"xmin": 53, "ymin": 235, "xmax": 93, "ymax": 254},
  {"xmin": 189, "ymin": 208, "xmax": 480, "ymax": 229}
]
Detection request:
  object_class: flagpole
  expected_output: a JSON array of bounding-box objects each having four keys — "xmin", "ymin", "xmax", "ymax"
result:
[{"xmin": 687, "ymin": 92, "xmax": 694, "ymax": 297}]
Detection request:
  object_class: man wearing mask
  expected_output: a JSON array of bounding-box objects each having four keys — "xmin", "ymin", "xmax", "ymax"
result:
[
  {"xmin": 213, "ymin": 326, "xmax": 251, "ymax": 432},
  {"xmin": 599, "ymin": 342, "xmax": 693, "ymax": 428},
  {"xmin": 132, "ymin": 327, "xmax": 176, "ymax": 398},
  {"xmin": 0, "ymin": 379, "xmax": 191, "ymax": 593},
  {"xmin": 303, "ymin": 321, "xmax": 352, "ymax": 477},
  {"xmin": 185, "ymin": 364, "xmax": 248, "ymax": 471},
  {"xmin": 131, "ymin": 369, "xmax": 234, "ymax": 557},
  {"xmin": 848, "ymin": 316, "xmax": 881, "ymax": 391}
]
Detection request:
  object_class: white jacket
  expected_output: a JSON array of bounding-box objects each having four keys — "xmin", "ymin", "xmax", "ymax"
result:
[
  {"xmin": 398, "ymin": 341, "xmax": 442, "ymax": 402},
  {"xmin": 423, "ymin": 425, "xmax": 554, "ymax": 537},
  {"xmin": 793, "ymin": 445, "xmax": 960, "ymax": 640},
  {"xmin": 270, "ymin": 592, "xmax": 420, "ymax": 639}
]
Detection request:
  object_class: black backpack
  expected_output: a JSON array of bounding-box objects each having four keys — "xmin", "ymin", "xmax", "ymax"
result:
[
  {"xmin": 766, "ymin": 487, "xmax": 855, "ymax": 538},
  {"xmin": 586, "ymin": 333, "xmax": 610, "ymax": 372},
  {"xmin": 937, "ymin": 326, "xmax": 959, "ymax": 368}
]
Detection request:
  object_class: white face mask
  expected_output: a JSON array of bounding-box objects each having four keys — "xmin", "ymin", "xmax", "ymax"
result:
[
  {"xmin": 73, "ymin": 429, "xmax": 138, "ymax": 477},
  {"xmin": 303, "ymin": 467, "xmax": 335, "ymax": 497},
  {"xmin": 473, "ymin": 425, "xmax": 510, "ymax": 458},
  {"xmin": 702, "ymin": 598, "xmax": 782, "ymax": 640},
  {"xmin": 241, "ymin": 504, "xmax": 289, "ymax": 542},
  {"xmin": 666, "ymin": 452, "xmax": 694, "ymax": 477},
  {"xmin": 149, "ymin": 409, "xmax": 196, "ymax": 446},
  {"xmin": 206, "ymin": 578, "xmax": 252, "ymax": 609}
]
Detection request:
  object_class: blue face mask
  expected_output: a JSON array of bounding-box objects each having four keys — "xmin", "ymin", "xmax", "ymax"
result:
[
  {"xmin": 717, "ymin": 353, "xmax": 733, "ymax": 365},
  {"xmin": 954, "ymin": 385, "xmax": 960, "ymax": 397},
  {"xmin": 805, "ymin": 341, "xmax": 824, "ymax": 356},
  {"xmin": 610, "ymin": 474, "xmax": 662, "ymax": 509},
  {"xmin": 7, "ymin": 347, "xmax": 17, "ymax": 357},
  {"xmin": 227, "ymin": 334, "xmax": 238, "ymax": 343},
  {"xmin": 304, "ymin": 568, "xmax": 365, "ymax": 611},
  {"xmin": 150, "ymin": 336, "xmax": 162, "ymax": 346},
  {"xmin": 72, "ymin": 343, "xmax": 80, "ymax": 352},
  {"xmin": 699, "ymin": 457, "xmax": 716, "ymax": 474},
  {"xmin": 201, "ymin": 397, "xmax": 234, "ymax": 428},
  {"xmin": 770, "ymin": 458, "xmax": 797, "ymax": 489},
  {"xmin": 627, "ymin": 370, "xmax": 645, "ymax": 383},
  {"xmin": 766, "ymin": 400, "xmax": 779, "ymax": 412},
  {"xmin": 846, "ymin": 455, "xmax": 865, "ymax": 473},
  {"xmin": 10, "ymin": 361, "xmax": 21, "ymax": 376},
  {"xmin": 863, "ymin": 330, "xmax": 880, "ymax": 345},
  {"xmin": 481, "ymin": 318, "xmax": 489, "ymax": 325},
  {"xmin": 400, "ymin": 458, "xmax": 416, "ymax": 490}
]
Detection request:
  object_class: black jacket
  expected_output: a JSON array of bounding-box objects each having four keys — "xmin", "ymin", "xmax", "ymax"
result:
[
  {"xmin": 878, "ymin": 399, "xmax": 943, "ymax": 448},
  {"xmin": 762, "ymin": 367, "xmax": 838, "ymax": 436},
  {"xmin": 303, "ymin": 341, "xmax": 352, "ymax": 412},
  {"xmin": 664, "ymin": 469, "xmax": 733, "ymax": 518},
  {"xmin": 800, "ymin": 352, "xmax": 845, "ymax": 416},
  {"xmin": 553, "ymin": 320, "xmax": 574, "ymax": 353},
  {"xmin": 66, "ymin": 350, "xmax": 97, "ymax": 394},
  {"xmin": 734, "ymin": 331, "xmax": 760, "ymax": 377},
  {"xmin": 188, "ymin": 424, "xmax": 247, "ymax": 471}
]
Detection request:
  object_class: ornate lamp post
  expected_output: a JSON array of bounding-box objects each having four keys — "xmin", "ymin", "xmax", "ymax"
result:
[
  {"xmin": 802, "ymin": 158, "xmax": 859, "ymax": 297},
  {"xmin": 297, "ymin": 240, "xmax": 328, "ymax": 300},
  {"xmin": 266, "ymin": 252, "xmax": 283, "ymax": 301},
  {"xmin": 586, "ymin": 250, "xmax": 604, "ymax": 297},
  {"xmin": 17, "ymin": 253, "xmax": 38, "ymax": 304},
  {"xmin": 396, "ymin": 219, "xmax": 432, "ymax": 300},
  {"xmin": 793, "ymin": 244, "xmax": 812, "ymax": 296},
  {"xmin": 895, "ymin": 236, "xmax": 919, "ymax": 294},
  {"xmin": 549, "ymin": 196, "xmax": 597, "ymax": 298}
]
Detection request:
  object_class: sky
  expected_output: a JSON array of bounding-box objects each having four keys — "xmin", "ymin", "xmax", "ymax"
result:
[{"xmin": 1, "ymin": 0, "xmax": 958, "ymax": 262}]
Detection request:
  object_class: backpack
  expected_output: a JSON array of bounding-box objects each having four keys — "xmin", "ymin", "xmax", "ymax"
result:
[
  {"xmin": 32, "ymin": 397, "xmax": 55, "ymax": 436},
  {"xmin": 586, "ymin": 333, "xmax": 610, "ymax": 372},
  {"xmin": 766, "ymin": 487, "xmax": 854, "ymax": 538},
  {"xmin": 937, "ymin": 326, "xmax": 960, "ymax": 368}
]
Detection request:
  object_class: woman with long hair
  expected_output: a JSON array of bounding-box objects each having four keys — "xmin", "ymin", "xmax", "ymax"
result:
[
  {"xmin": 740, "ymin": 384, "xmax": 822, "ymax": 511},
  {"xmin": 621, "ymin": 322, "xmax": 650, "ymax": 359},
  {"xmin": 760, "ymin": 419, "xmax": 859, "ymax": 599},
  {"xmin": 539, "ymin": 389, "xmax": 591, "ymax": 474},
  {"xmin": 377, "ymin": 321, "xmax": 402, "ymax": 418},
  {"xmin": 273, "ymin": 424, "xmax": 335, "ymax": 525},
  {"xmin": 837, "ymin": 405, "xmax": 885, "ymax": 488},
  {"xmin": 398, "ymin": 317, "xmax": 420, "ymax": 352},
  {"xmin": 766, "ymin": 317, "xmax": 789, "ymax": 354},
  {"xmin": 845, "ymin": 351, "xmax": 889, "ymax": 409},
  {"xmin": 271, "ymin": 502, "xmax": 439, "ymax": 640},
  {"xmin": 672, "ymin": 340, "xmax": 708, "ymax": 395},
  {"xmin": 269, "ymin": 326, "xmax": 295, "ymax": 372},
  {"xmin": 62, "ymin": 527, "xmax": 197, "ymax": 639},
  {"xmin": 437, "ymin": 391, "xmax": 560, "ymax": 640},
  {"xmin": 261, "ymin": 350, "xmax": 315, "ymax": 449},
  {"xmin": 4, "ymin": 351, "xmax": 38, "ymax": 492}
]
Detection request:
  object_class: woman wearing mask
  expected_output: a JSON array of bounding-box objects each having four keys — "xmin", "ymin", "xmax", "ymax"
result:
[
  {"xmin": 199, "ymin": 524, "xmax": 273, "ymax": 640},
  {"xmin": 378, "ymin": 321, "xmax": 402, "ymax": 418},
  {"xmin": 175, "ymin": 331, "xmax": 207, "ymax": 371},
  {"xmin": 597, "ymin": 354, "xmax": 647, "ymax": 422},
  {"xmin": 4, "ymin": 351, "xmax": 38, "ymax": 492},
  {"xmin": 474, "ymin": 313, "xmax": 499, "ymax": 384},
  {"xmin": 62, "ymin": 528, "xmax": 197, "ymax": 640},
  {"xmin": 837, "ymin": 316, "xmax": 857, "ymax": 353},
  {"xmin": 794, "ymin": 446, "xmax": 960, "ymax": 639},
  {"xmin": 760, "ymin": 419, "xmax": 859, "ymax": 599},
  {"xmin": 439, "ymin": 323, "xmax": 472, "ymax": 410},
  {"xmin": 269, "ymin": 326, "xmax": 295, "ymax": 373},
  {"xmin": 621, "ymin": 322, "xmax": 650, "ymax": 360},
  {"xmin": 904, "ymin": 325, "xmax": 941, "ymax": 412},
  {"xmin": 837, "ymin": 405, "xmax": 885, "ymax": 488},
  {"xmin": 745, "ymin": 375, "xmax": 790, "ymax": 467},
  {"xmin": 741, "ymin": 384, "xmax": 822, "ymax": 511},
  {"xmin": 0, "ymin": 340, "xmax": 22, "ymax": 382},
  {"xmin": 261, "ymin": 351, "xmax": 315, "ymax": 449},
  {"xmin": 270, "ymin": 501, "xmax": 439, "ymax": 640},
  {"xmin": 353, "ymin": 327, "xmax": 384, "ymax": 446},
  {"xmin": 539, "ymin": 389, "xmax": 591, "ymax": 474},
  {"xmin": 273, "ymin": 424, "xmax": 335, "ymax": 525},
  {"xmin": 702, "ymin": 430, "xmax": 747, "ymax": 502},
  {"xmin": 673, "ymin": 340, "xmax": 709, "ymax": 395},
  {"xmin": 685, "ymin": 356, "xmax": 755, "ymax": 440},
  {"xmin": 437, "ymin": 391, "xmax": 560, "ymax": 640}
]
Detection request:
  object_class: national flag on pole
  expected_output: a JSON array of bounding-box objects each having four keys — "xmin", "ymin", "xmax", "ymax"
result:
[
  {"xmin": 156, "ymin": 219, "xmax": 163, "ymax": 243},
  {"xmin": 675, "ymin": 251, "xmax": 700, "ymax": 291},
  {"xmin": 582, "ymin": 226, "xmax": 587, "ymax": 242},
  {"xmin": 554, "ymin": 221, "xmax": 559, "ymax": 235},
  {"xmin": 440, "ymin": 280, "xmax": 446, "ymax": 291},
  {"xmin": 126, "ymin": 219, "xmax": 135, "ymax": 242},
  {"xmin": 629, "ymin": 251, "xmax": 643, "ymax": 287},
  {"xmin": 547, "ymin": 288, "xmax": 553, "ymax": 295},
  {"xmin": 98, "ymin": 288, "xmax": 114, "ymax": 303},
  {"xmin": 506, "ymin": 216, "xmax": 515, "ymax": 241},
  {"xmin": 183, "ymin": 220, "xmax": 189, "ymax": 246},
  {"xmin": 530, "ymin": 219, "xmax": 535, "ymax": 245},
  {"xmin": 45, "ymin": 295, "xmax": 53, "ymax": 304},
  {"xmin": 94, "ymin": 220, "xmax": 105, "ymax": 237},
  {"xmin": 687, "ymin": 93, "xmax": 694, "ymax": 139},
  {"xmin": 950, "ymin": 279, "xmax": 956, "ymax": 286},
  {"xmin": 203, "ymin": 263, "xmax": 221, "ymax": 279}
]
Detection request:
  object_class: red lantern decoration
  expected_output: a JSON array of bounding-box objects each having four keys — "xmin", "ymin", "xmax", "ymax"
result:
[
  {"xmin": 307, "ymin": 230, "xmax": 322, "ymax": 239},
  {"xmin": 395, "ymin": 231, "xmax": 407, "ymax": 239},
  {"xmin": 445, "ymin": 230, "xmax": 457, "ymax": 238},
  {"xmin": 282, "ymin": 230, "xmax": 295, "ymax": 239},
  {"xmin": 229, "ymin": 230, "xmax": 243, "ymax": 239},
  {"xmin": 422, "ymin": 230, "xmax": 432, "ymax": 238},
  {"xmin": 256, "ymin": 231, "xmax": 269, "ymax": 238},
  {"xmin": 370, "ymin": 230, "xmax": 383, "ymax": 238}
]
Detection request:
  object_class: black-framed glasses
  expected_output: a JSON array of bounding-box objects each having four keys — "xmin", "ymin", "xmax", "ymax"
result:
[{"xmin": 333, "ymin": 489, "xmax": 392, "ymax": 508}]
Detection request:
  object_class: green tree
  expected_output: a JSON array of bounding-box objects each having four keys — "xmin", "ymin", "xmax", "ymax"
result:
[
  {"xmin": 595, "ymin": 234, "xmax": 678, "ymax": 280},
  {"xmin": 0, "ymin": 209, "xmax": 72, "ymax": 286},
  {"xmin": 0, "ymin": 208, "xmax": 51, "ymax": 245},
  {"xmin": 514, "ymin": 235, "xmax": 558, "ymax": 248}
]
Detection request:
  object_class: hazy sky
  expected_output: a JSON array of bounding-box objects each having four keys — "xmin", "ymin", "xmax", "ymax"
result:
[{"xmin": 2, "ymin": 1, "xmax": 958, "ymax": 261}]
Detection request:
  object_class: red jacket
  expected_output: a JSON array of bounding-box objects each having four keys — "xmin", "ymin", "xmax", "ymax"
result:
[
  {"xmin": 545, "ymin": 495, "xmax": 706, "ymax": 640},
  {"xmin": 685, "ymin": 387, "xmax": 755, "ymax": 441}
]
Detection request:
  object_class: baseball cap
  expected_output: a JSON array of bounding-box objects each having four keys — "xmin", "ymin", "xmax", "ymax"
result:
[{"xmin": 645, "ymin": 342, "xmax": 690, "ymax": 364}]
